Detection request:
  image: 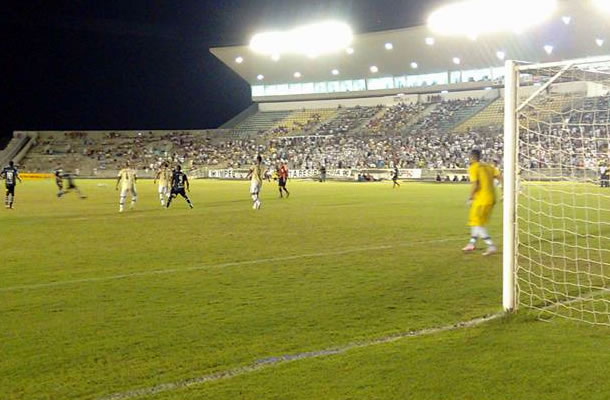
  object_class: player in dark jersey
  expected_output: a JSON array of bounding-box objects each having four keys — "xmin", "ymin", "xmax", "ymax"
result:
[
  {"xmin": 392, "ymin": 166, "xmax": 400, "ymax": 189},
  {"xmin": 55, "ymin": 167, "xmax": 64, "ymax": 196},
  {"xmin": 166, "ymin": 165, "xmax": 193, "ymax": 209},
  {"xmin": 278, "ymin": 163, "xmax": 290, "ymax": 198},
  {"xmin": 1, "ymin": 161, "xmax": 22, "ymax": 209},
  {"xmin": 319, "ymin": 165, "xmax": 327, "ymax": 182},
  {"xmin": 57, "ymin": 170, "xmax": 87, "ymax": 199}
]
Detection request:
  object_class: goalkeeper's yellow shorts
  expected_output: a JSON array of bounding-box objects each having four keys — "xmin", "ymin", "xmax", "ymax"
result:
[{"xmin": 468, "ymin": 202, "xmax": 494, "ymax": 227}]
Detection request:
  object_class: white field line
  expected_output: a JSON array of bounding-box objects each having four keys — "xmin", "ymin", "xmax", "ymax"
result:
[
  {"xmin": 96, "ymin": 288, "xmax": 610, "ymax": 400},
  {"xmin": 0, "ymin": 238, "xmax": 463, "ymax": 293},
  {"xmin": 97, "ymin": 313, "xmax": 503, "ymax": 400}
]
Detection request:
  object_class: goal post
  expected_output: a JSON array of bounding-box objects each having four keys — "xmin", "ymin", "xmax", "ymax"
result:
[
  {"xmin": 503, "ymin": 55, "xmax": 610, "ymax": 325},
  {"xmin": 503, "ymin": 60, "xmax": 518, "ymax": 312}
]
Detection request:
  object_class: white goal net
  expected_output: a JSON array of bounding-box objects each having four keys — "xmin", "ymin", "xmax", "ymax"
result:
[{"xmin": 505, "ymin": 57, "xmax": 610, "ymax": 325}]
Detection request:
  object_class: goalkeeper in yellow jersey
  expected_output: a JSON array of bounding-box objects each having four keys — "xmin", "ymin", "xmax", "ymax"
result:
[{"xmin": 463, "ymin": 149, "xmax": 499, "ymax": 256}]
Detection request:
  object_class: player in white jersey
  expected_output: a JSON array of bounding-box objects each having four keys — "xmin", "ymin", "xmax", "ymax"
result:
[
  {"xmin": 245, "ymin": 155, "xmax": 263, "ymax": 210},
  {"xmin": 116, "ymin": 162, "xmax": 137, "ymax": 212},
  {"xmin": 154, "ymin": 162, "xmax": 172, "ymax": 206}
]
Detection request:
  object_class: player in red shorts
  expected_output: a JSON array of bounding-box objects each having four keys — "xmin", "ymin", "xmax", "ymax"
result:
[{"xmin": 278, "ymin": 163, "xmax": 290, "ymax": 198}]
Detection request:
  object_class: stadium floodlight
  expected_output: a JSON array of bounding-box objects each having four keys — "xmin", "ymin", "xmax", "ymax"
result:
[
  {"xmin": 427, "ymin": 0, "xmax": 558, "ymax": 37},
  {"xmin": 370, "ymin": 65, "xmax": 379, "ymax": 73},
  {"xmin": 496, "ymin": 51, "xmax": 506, "ymax": 61},
  {"xmin": 596, "ymin": 38, "xmax": 605, "ymax": 47},
  {"xmin": 544, "ymin": 45, "xmax": 554, "ymax": 55},
  {"xmin": 235, "ymin": 56, "xmax": 244, "ymax": 64},
  {"xmin": 249, "ymin": 21, "xmax": 353, "ymax": 57},
  {"xmin": 593, "ymin": 0, "xmax": 610, "ymax": 13},
  {"xmin": 256, "ymin": 74, "xmax": 264, "ymax": 81},
  {"xmin": 425, "ymin": 37, "xmax": 435, "ymax": 46},
  {"xmin": 561, "ymin": 16, "xmax": 571, "ymax": 25},
  {"xmin": 331, "ymin": 69, "xmax": 340, "ymax": 76},
  {"xmin": 385, "ymin": 42, "xmax": 394, "ymax": 50},
  {"xmin": 410, "ymin": 62, "xmax": 418, "ymax": 69}
]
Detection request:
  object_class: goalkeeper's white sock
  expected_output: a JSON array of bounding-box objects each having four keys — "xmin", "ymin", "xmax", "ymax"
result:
[
  {"xmin": 469, "ymin": 227, "xmax": 478, "ymax": 244},
  {"xmin": 479, "ymin": 227, "xmax": 494, "ymax": 247}
]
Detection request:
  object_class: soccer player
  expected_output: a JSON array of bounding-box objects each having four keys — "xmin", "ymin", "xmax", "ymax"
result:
[
  {"xmin": 600, "ymin": 162, "xmax": 609, "ymax": 188},
  {"xmin": 492, "ymin": 160, "xmax": 503, "ymax": 186},
  {"xmin": 116, "ymin": 162, "xmax": 137, "ymax": 212},
  {"xmin": 391, "ymin": 166, "xmax": 400, "ymax": 189},
  {"xmin": 492, "ymin": 159, "xmax": 503, "ymax": 200},
  {"xmin": 463, "ymin": 149, "xmax": 498, "ymax": 256},
  {"xmin": 66, "ymin": 172, "xmax": 87, "ymax": 199},
  {"xmin": 54, "ymin": 167, "xmax": 65, "ymax": 197},
  {"xmin": 246, "ymin": 155, "xmax": 263, "ymax": 210},
  {"xmin": 278, "ymin": 163, "xmax": 290, "ymax": 198},
  {"xmin": 1, "ymin": 161, "xmax": 21, "ymax": 209},
  {"xmin": 154, "ymin": 162, "xmax": 172, "ymax": 206},
  {"xmin": 166, "ymin": 165, "xmax": 193, "ymax": 209},
  {"xmin": 319, "ymin": 164, "xmax": 327, "ymax": 182}
]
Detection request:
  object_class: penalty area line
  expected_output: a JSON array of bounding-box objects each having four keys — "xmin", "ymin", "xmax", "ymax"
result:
[
  {"xmin": 97, "ymin": 312, "xmax": 503, "ymax": 400},
  {"xmin": 0, "ymin": 238, "xmax": 463, "ymax": 293}
]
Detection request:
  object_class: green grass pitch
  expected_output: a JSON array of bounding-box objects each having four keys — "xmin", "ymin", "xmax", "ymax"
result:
[{"xmin": 1, "ymin": 179, "xmax": 608, "ymax": 400}]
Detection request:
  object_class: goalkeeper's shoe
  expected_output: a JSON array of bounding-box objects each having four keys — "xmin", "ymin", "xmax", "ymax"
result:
[
  {"xmin": 483, "ymin": 246, "xmax": 497, "ymax": 256},
  {"xmin": 462, "ymin": 243, "xmax": 476, "ymax": 252}
]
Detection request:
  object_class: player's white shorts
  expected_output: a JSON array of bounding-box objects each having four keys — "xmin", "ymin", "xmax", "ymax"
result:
[
  {"xmin": 120, "ymin": 185, "xmax": 137, "ymax": 197},
  {"xmin": 158, "ymin": 184, "xmax": 169, "ymax": 195},
  {"xmin": 250, "ymin": 181, "xmax": 261, "ymax": 195}
]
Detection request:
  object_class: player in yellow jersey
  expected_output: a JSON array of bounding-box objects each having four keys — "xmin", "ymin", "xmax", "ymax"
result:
[
  {"xmin": 116, "ymin": 161, "xmax": 137, "ymax": 213},
  {"xmin": 245, "ymin": 155, "xmax": 263, "ymax": 210},
  {"xmin": 154, "ymin": 162, "xmax": 172, "ymax": 207},
  {"xmin": 463, "ymin": 149, "xmax": 499, "ymax": 256}
]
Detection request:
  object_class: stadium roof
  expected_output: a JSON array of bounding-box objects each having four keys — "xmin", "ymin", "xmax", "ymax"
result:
[{"xmin": 211, "ymin": 1, "xmax": 609, "ymax": 87}]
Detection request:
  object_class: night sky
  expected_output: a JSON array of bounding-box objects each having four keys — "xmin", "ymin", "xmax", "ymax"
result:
[{"xmin": 3, "ymin": 0, "xmax": 445, "ymax": 147}]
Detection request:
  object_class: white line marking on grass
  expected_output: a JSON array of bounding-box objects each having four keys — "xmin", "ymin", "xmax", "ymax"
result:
[
  {"xmin": 96, "ymin": 289, "xmax": 609, "ymax": 400},
  {"xmin": 97, "ymin": 313, "xmax": 503, "ymax": 400},
  {"xmin": 0, "ymin": 238, "xmax": 463, "ymax": 293}
]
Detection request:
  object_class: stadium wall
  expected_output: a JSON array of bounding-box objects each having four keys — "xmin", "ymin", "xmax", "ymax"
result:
[
  {"xmin": 259, "ymin": 88, "xmax": 499, "ymax": 112},
  {"xmin": 253, "ymin": 81, "xmax": 502, "ymax": 103}
]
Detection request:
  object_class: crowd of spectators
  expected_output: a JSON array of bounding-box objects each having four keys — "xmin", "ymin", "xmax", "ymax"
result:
[
  {"xmin": 19, "ymin": 95, "xmax": 609, "ymax": 174},
  {"xmin": 413, "ymin": 98, "xmax": 484, "ymax": 132},
  {"xmin": 366, "ymin": 102, "xmax": 426, "ymax": 136},
  {"xmin": 314, "ymin": 106, "xmax": 381, "ymax": 136}
]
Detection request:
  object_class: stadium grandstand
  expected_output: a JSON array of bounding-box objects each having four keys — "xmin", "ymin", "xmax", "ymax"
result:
[{"xmin": 2, "ymin": 0, "xmax": 608, "ymax": 181}]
